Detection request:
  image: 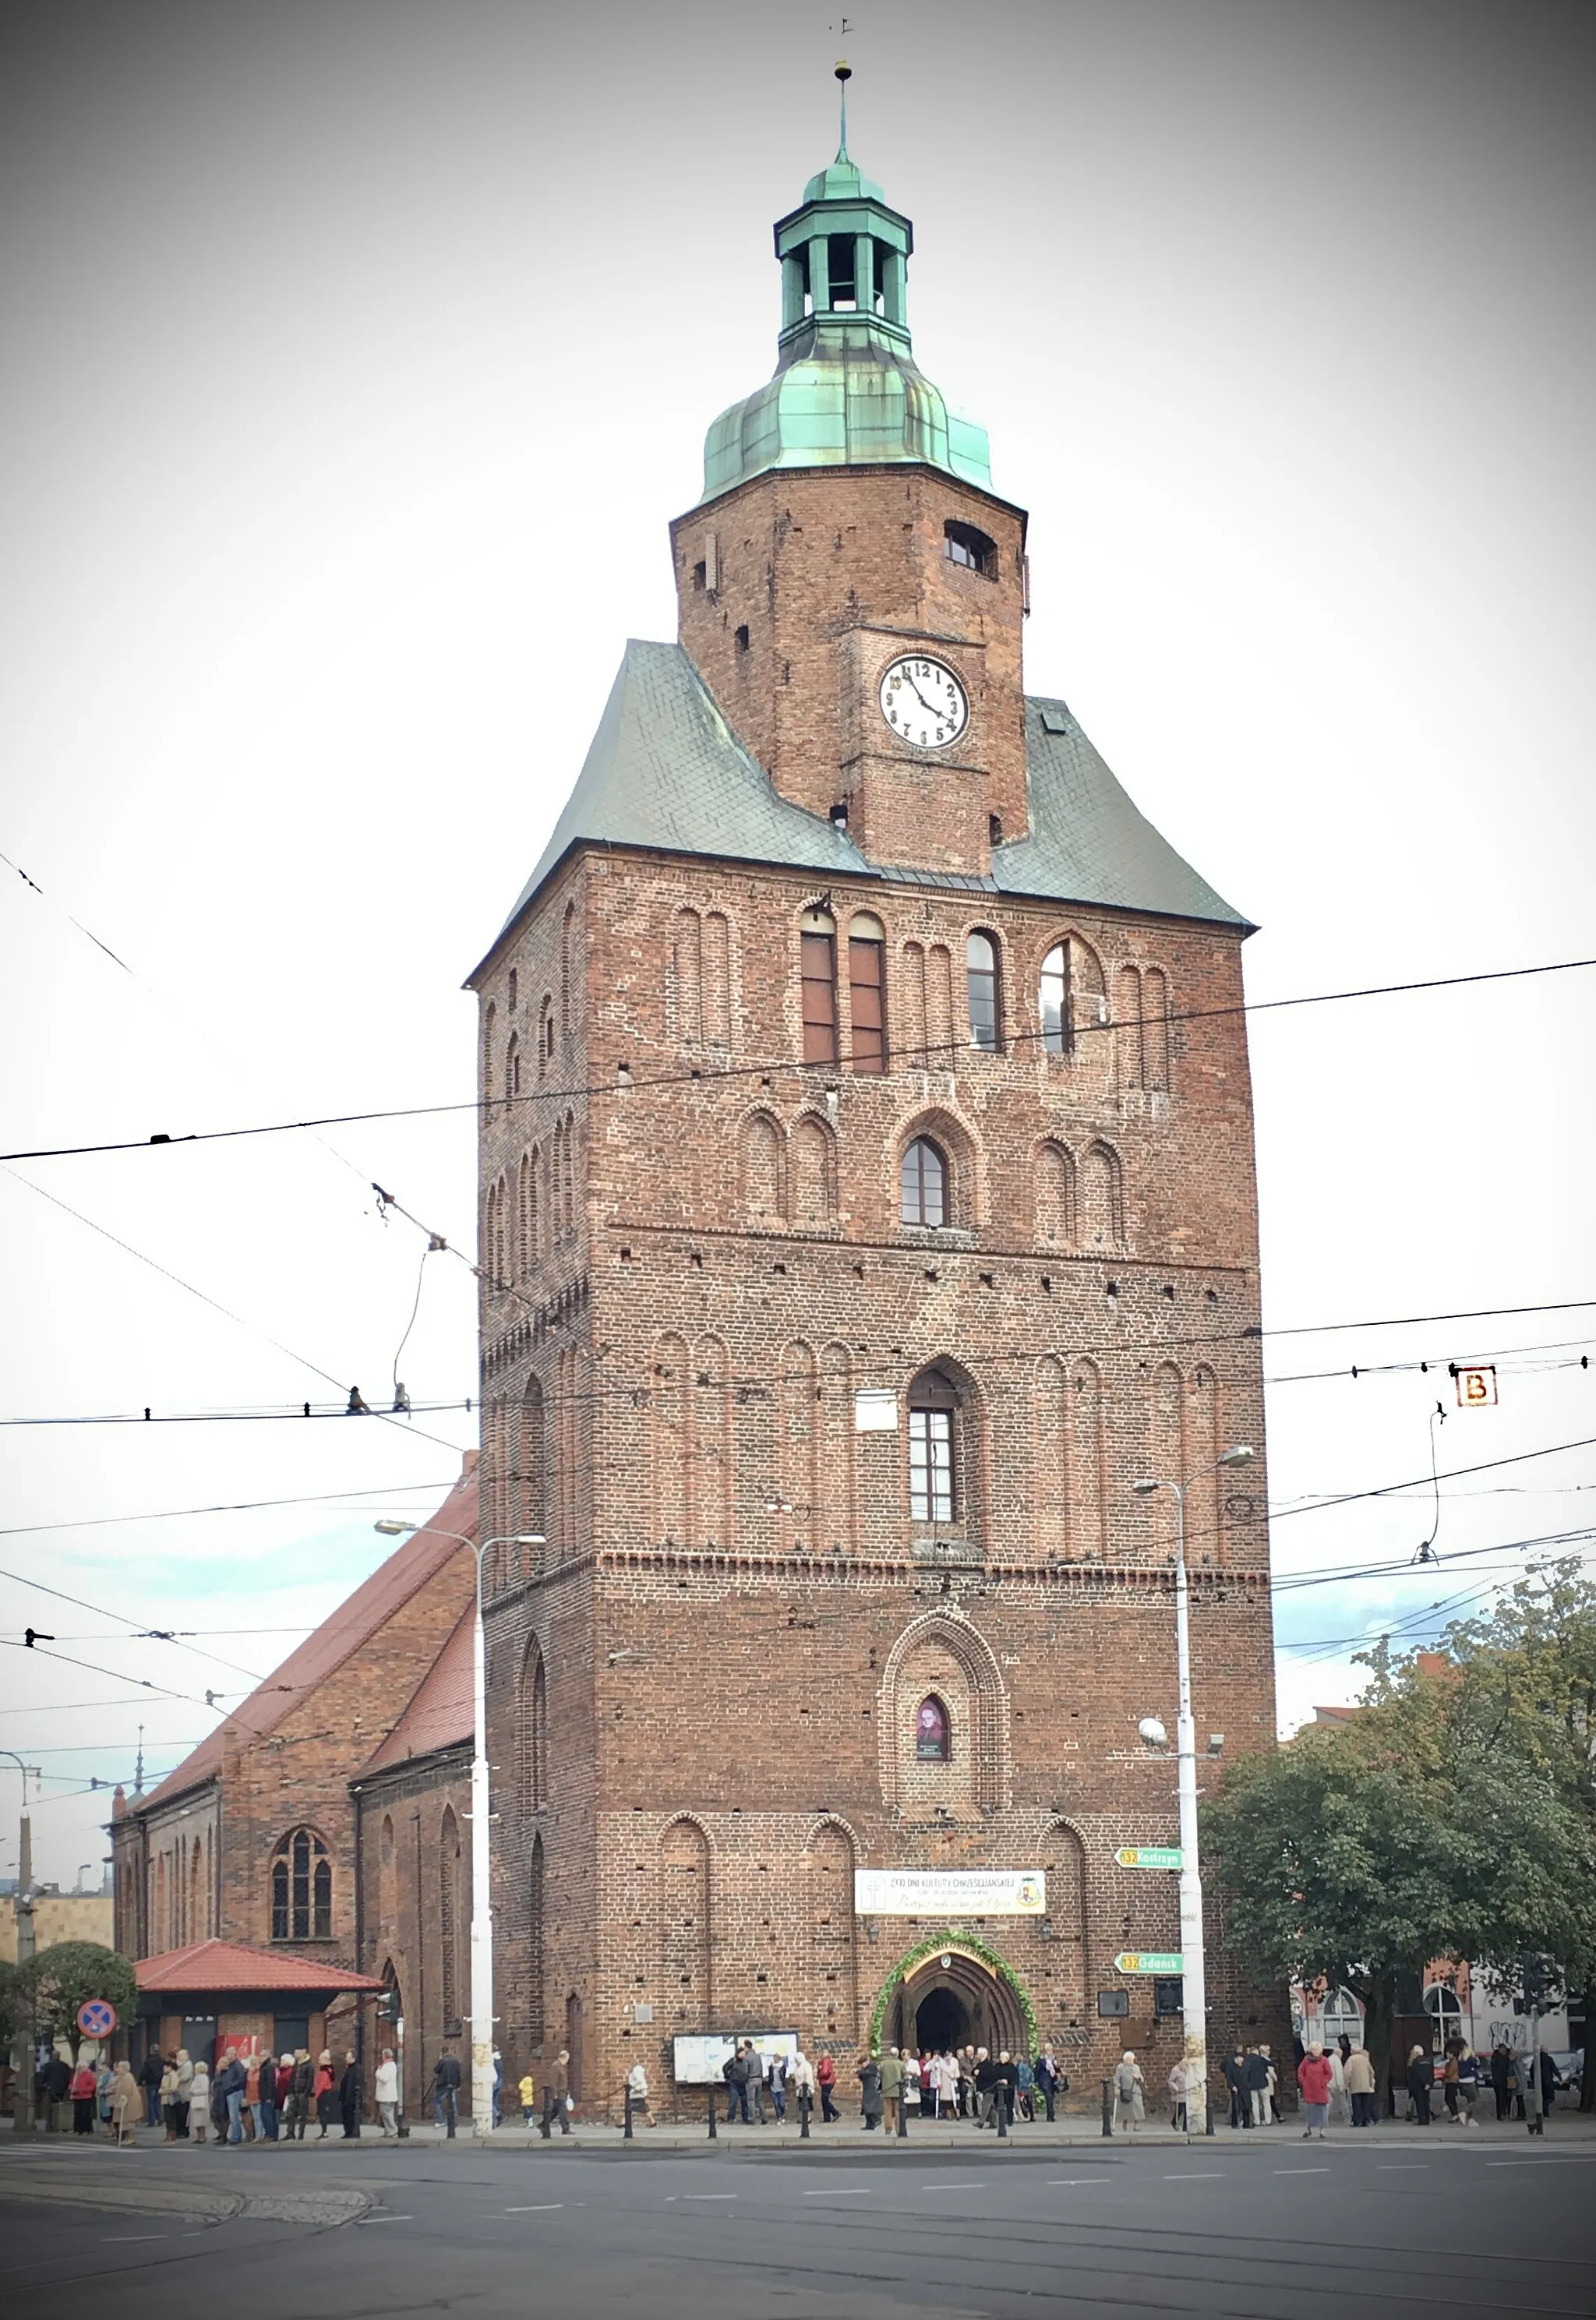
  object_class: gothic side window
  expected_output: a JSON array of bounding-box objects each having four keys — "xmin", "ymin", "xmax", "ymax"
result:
[
  {"xmin": 1039, "ymin": 944, "xmax": 1069, "ymax": 1055},
  {"xmin": 270, "ymin": 1827, "xmax": 330, "ymax": 1941},
  {"xmin": 799, "ymin": 909, "xmax": 839, "ymax": 1065},
  {"xmin": 900, "ymin": 1135, "xmax": 947, "ymax": 1227},
  {"xmin": 847, "ymin": 912, "xmax": 887, "ymax": 1073},
  {"xmin": 966, "ymin": 930, "xmax": 1001, "ymax": 1052},
  {"xmin": 908, "ymin": 1368, "xmax": 958, "ymax": 1522},
  {"xmin": 916, "ymin": 1694, "xmax": 952, "ymax": 1760}
]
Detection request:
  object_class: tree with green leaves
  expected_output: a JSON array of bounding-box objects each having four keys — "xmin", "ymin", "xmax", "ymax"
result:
[
  {"xmin": 17, "ymin": 1941, "xmax": 140, "ymax": 2050},
  {"xmin": 1202, "ymin": 1593, "xmax": 1596, "ymax": 2098}
]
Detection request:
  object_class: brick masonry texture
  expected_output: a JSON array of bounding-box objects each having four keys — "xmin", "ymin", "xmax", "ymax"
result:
[{"xmin": 466, "ymin": 458, "xmax": 1287, "ymax": 2117}]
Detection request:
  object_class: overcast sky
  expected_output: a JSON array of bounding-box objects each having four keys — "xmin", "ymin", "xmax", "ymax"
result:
[{"xmin": 2, "ymin": 0, "xmax": 1593, "ymax": 1887}]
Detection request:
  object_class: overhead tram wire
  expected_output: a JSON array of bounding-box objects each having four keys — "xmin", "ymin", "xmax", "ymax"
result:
[
  {"xmin": 4, "ymin": 952, "xmax": 1593, "ymax": 1167},
  {"xmin": 0, "ymin": 1476, "xmax": 457, "ymax": 1541},
  {"xmin": 1, "ymin": 1167, "xmax": 469, "ymax": 1459},
  {"xmin": 2, "ymin": 1304, "xmax": 1593, "ymax": 1431}
]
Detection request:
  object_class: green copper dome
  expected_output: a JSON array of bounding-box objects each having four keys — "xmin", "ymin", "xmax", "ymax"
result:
[{"xmin": 699, "ymin": 132, "xmax": 990, "ymax": 504}]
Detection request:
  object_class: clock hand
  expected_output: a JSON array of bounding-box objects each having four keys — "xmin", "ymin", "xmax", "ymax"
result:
[{"xmin": 906, "ymin": 676, "xmax": 941, "ymax": 717}]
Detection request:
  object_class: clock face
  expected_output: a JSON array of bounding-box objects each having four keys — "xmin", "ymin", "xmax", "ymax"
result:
[{"xmin": 878, "ymin": 654, "xmax": 969, "ymax": 750}]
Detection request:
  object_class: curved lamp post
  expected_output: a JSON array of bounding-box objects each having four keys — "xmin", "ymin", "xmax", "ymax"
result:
[
  {"xmin": 1132, "ymin": 1445, "xmax": 1255, "ymax": 2139},
  {"xmin": 374, "ymin": 1520, "xmax": 544, "ymax": 2140}
]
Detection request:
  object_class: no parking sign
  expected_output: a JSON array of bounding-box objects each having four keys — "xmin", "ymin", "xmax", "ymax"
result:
[{"xmin": 76, "ymin": 2000, "xmax": 117, "ymax": 2039}]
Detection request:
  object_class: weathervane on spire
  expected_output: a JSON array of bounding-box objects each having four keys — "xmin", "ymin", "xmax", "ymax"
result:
[{"xmin": 835, "ymin": 55, "xmax": 852, "ymax": 162}]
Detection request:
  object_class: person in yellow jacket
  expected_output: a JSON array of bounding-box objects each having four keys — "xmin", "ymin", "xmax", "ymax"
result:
[{"xmin": 517, "ymin": 2070, "xmax": 537, "ymax": 2125}]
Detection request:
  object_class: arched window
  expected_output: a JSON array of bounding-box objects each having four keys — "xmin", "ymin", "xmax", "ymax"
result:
[
  {"xmin": 270, "ymin": 1827, "xmax": 330, "ymax": 1941},
  {"xmin": 1424, "ymin": 1983, "xmax": 1463, "ymax": 2028},
  {"xmin": 915, "ymin": 1694, "xmax": 952, "ymax": 1760},
  {"xmin": 966, "ymin": 930, "xmax": 1001, "ymax": 1051},
  {"xmin": 945, "ymin": 519, "xmax": 996, "ymax": 577},
  {"xmin": 908, "ymin": 1368, "xmax": 959, "ymax": 1523},
  {"xmin": 1321, "ymin": 1987, "xmax": 1364, "ymax": 2048},
  {"xmin": 799, "ymin": 909, "xmax": 839, "ymax": 1065},
  {"xmin": 482, "ymin": 1001, "xmax": 496, "ymax": 1104},
  {"xmin": 1039, "ymin": 944, "xmax": 1070, "ymax": 1055},
  {"xmin": 900, "ymin": 1135, "xmax": 948, "ymax": 1227},
  {"xmin": 847, "ymin": 913, "xmax": 887, "ymax": 1072},
  {"xmin": 506, "ymin": 1033, "xmax": 521, "ymax": 1099},
  {"xmin": 538, "ymin": 996, "xmax": 553, "ymax": 1079}
]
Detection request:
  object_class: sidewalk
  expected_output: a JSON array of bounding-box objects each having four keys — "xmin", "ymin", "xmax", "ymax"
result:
[{"xmin": 12, "ymin": 2107, "xmax": 1589, "ymax": 2156}]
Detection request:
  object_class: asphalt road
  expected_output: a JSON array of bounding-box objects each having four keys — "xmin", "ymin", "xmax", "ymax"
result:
[{"xmin": 5, "ymin": 2136, "xmax": 1595, "ymax": 2318}]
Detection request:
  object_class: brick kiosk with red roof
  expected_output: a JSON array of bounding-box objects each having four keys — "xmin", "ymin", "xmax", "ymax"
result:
[{"xmin": 134, "ymin": 1939, "xmax": 384, "ymax": 2071}]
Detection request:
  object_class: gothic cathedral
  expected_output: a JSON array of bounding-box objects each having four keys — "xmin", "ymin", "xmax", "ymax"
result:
[{"xmin": 470, "ymin": 118, "xmax": 1276, "ymax": 2113}]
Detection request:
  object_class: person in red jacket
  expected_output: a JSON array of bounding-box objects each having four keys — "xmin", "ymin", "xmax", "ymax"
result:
[{"xmin": 1298, "ymin": 2043, "xmax": 1333, "ymax": 2139}]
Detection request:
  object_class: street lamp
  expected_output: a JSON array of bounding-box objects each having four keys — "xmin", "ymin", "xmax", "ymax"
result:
[
  {"xmin": 1132, "ymin": 1445, "xmax": 1254, "ymax": 2139},
  {"xmin": 374, "ymin": 1520, "xmax": 545, "ymax": 2141}
]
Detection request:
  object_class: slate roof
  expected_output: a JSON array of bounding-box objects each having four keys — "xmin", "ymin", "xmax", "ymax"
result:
[
  {"xmin": 139, "ymin": 1467, "xmax": 479, "ymax": 1810},
  {"xmin": 362, "ymin": 1608, "xmax": 473, "ymax": 1774},
  {"xmin": 485, "ymin": 642, "xmax": 1246, "ymax": 955},
  {"xmin": 136, "ymin": 1938, "xmax": 385, "ymax": 1996}
]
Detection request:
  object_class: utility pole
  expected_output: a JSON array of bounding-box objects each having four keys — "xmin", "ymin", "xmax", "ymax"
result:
[
  {"xmin": 3, "ymin": 1754, "xmax": 41, "ymax": 2133},
  {"xmin": 375, "ymin": 1521, "xmax": 542, "ymax": 2142},
  {"xmin": 1133, "ymin": 1448, "xmax": 1255, "ymax": 2142}
]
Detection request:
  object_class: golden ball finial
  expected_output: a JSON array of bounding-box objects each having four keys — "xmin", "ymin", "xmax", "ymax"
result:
[{"xmin": 835, "ymin": 58, "xmax": 852, "ymax": 82}]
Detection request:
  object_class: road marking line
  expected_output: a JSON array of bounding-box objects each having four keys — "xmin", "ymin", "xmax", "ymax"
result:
[
  {"xmin": 504, "ymin": 2203, "xmax": 565, "ymax": 2212},
  {"xmin": 357, "ymin": 2215, "xmax": 413, "ymax": 2223},
  {"xmin": 1485, "ymin": 2158, "xmax": 1596, "ymax": 2168},
  {"xmin": 101, "ymin": 2236, "xmax": 167, "ymax": 2243},
  {"xmin": 803, "ymin": 2187, "xmax": 873, "ymax": 2196},
  {"xmin": 683, "ymin": 2193, "xmax": 737, "ymax": 2201},
  {"xmin": 1377, "ymin": 2164, "xmax": 1428, "ymax": 2170},
  {"xmin": 1163, "ymin": 2172, "xmax": 1226, "ymax": 2180},
  {"xmin": 921, "ymin": 2181, "xmax": 985, "ymax": 2188},
  {"xmin": 1273, "ymin": 2167, "xmax": 1331, "ymax": 2174},
  {"xmin": 1049, "ymin": 2177, "xmax": 1115, "ymax": 2185}
]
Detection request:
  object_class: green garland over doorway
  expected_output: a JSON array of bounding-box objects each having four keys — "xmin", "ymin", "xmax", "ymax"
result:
[{"xmin": 867, "ymin": 1926, "xmax": 1039, "ymax": 2054}]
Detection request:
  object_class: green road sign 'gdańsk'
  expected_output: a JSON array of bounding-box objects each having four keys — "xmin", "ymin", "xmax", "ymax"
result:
[
  {"xmin": 1115, "ymin": 1846, "xmax": 1183, "ymax": 1870},
  {"xmin": 1114, "ymin": 1951, "xmax": 1185, "ymax": 1975}
]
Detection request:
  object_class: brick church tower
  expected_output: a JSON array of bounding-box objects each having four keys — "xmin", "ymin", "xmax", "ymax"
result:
[{"xmin": 468, "ymin": 108, "xmax": 1277, "ymax": 2114}]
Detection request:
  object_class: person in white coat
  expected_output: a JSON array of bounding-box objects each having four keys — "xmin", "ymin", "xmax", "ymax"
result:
[
  {"xmin": 373, "ymin": 2048, "xmax": 400, "ymax": 2137},
  {"xmin": 1113, "ymin": 2053, "xmax": 1145, "ymax": 2134},
  {"xmin": 626, "ymin": 2061, "xmax": 654, "ymax": 2125}
]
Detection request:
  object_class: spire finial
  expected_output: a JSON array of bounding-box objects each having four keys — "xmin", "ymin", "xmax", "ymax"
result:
[{"xmin": 835, "ymin": 58, "xmax": 852, "ymax": 161}]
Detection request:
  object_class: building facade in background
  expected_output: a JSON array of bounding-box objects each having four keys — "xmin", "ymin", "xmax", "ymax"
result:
[{"xmin": 469, "ymin": 128, "xmax": 1281, "ymax": 2114}]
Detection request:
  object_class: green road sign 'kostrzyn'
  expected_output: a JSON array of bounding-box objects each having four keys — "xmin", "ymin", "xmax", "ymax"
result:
[
  {"xmin": 1115, "ymin": 1846, "xmax": 1183, "ymax": 1870},
  {"xmin": 1114, "ymin": 1951, "xmax": 1185, "ymax": 1975}
]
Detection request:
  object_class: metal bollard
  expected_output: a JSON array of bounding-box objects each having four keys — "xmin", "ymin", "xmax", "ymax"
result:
[
  {"xmin": 897, "ymin": 2091, "xmax": 908, "ymax": 2139},
  {"xmin": 997, "ymin": 2087, "xmax": 1009, "ymax": 2141},
  {"xmin": 1101, "ymin": 2077, "xmax": 1113, "ymax": 2138},
  {"xmin": 707, "ymin": 2085, "xmax": 718, "ymax": 2141},
  {"xmin": 799, "ymin": 2088, "xmax": 810, "ymax": 2141},
  {"xmin": 623, "ymin": 2085, "xmax": 633, "ymax": 2141},
  {"xmin": 540, "ymin": 2089, "xmax": 553, "ymax": 2141}
]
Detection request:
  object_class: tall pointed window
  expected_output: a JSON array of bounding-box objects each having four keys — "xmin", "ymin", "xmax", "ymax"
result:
[
  {"xmin": 800, "ymin": 909, "xmax": 839, "ymax": 1065},
  {"xmin": 848, "ymin": 913, "xmax": 887, "ymax": 1072},
  {"xmin": 900, "ymin": 1135, "xmax": 947, "ymax": 1227},
  {"xmin": 966, "ymin": 930, "xmax": 1001, "ymax": 1051},
  {"xmin": 270, "ymin": 1827, "xmax": 331, "ymax": 1941},
  {"xmin": 908, "ymin": 1369, "xmax": 959, "ymax": 1523},
  {"xmin": 1040, "ymin": 943, "xmax": 1071, "ymax": 1055}
]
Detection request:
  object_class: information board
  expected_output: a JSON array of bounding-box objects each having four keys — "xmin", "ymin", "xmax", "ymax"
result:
[{"xmin": 671, "ymin": 2032, "xmax": 799, "ymax": 2085}]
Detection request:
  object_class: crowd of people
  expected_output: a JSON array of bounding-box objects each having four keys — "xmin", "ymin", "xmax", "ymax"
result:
[
  {"xmin": 711, "ymin": 2041, "xmax": 1071, "ymax": 2128},
  {"xmin": 26, "ymin": 2025, "xmax": 1576, "ymax": 2142}
]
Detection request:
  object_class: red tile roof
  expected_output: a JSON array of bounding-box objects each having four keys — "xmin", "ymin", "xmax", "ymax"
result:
[
  {"xmin": 363, "ymin": 1607, "xmax": 473, "ymax": 1773},
  {"xmin": 136, "ymin": 1938, "xmax": 386, "ymax": 1994},
  {"xmin": 141, "ymin": 1465, "xmax": 478, "ymax": 1809}
]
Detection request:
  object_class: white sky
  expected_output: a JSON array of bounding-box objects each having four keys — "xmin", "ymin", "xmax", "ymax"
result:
[{"xmin": 2, "ymin": 0, "xmax": 1593, "ymax": 1885}]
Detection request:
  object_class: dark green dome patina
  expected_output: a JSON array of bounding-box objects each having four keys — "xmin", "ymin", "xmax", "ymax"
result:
[{"xmin": 701, "ymin": 119, "xmax": 990, "ymax": 503}]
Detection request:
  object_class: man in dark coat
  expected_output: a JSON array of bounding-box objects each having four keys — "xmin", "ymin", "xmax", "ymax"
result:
[
  {"xmin": 856, "ymin": 2054, "xmax": 883, "ymax": 2130},
  {"xmin": 1489, "ymin": 2044, "xmax": 1513, "ymax": 2120},
  {"xmin": 139, "ymin": 2047, "xmax": 164, "ymax": 2129},
  {"xmin": 1222, "ymin": 2050, "xmax": 1249, "ymax": 2128},
  {"xmin": 1243, "ymin": 2047, "xmax": 1271, "ymax": 2128},
  {"xmin": 214, "ymin": 2052, "xmax": 248, "ymax": 2145},
  {"xmin": 43, "ymin": 2052, "xmax": 71, "ymax": 2132},
  {"xmin": 433, "ymin": 2049, "xmax": 461, "ymax": 2138},
  {"xmin": 339, "ymin": 2051, "xmax": 363, "ymax": 2138}
]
